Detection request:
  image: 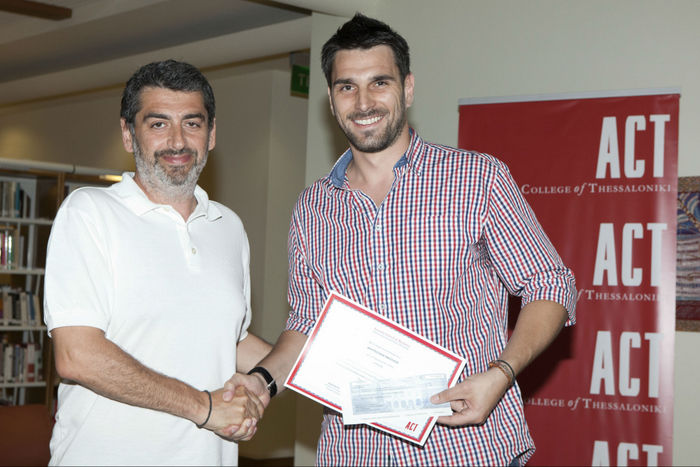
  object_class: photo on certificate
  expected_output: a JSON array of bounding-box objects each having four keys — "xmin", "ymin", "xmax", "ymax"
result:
[
  {"xmin": 284, "ymin": 291, "xmax": 467, "ymax": 445},
  {"xmin": 341, "ymin": 373, "xmax": 453, "ymax": 425}
]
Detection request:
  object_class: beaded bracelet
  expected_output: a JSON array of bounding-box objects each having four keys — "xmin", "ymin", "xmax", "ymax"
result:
[
  {"xmin": 495, "ymin": 359, "xmax": 516, "ymax": 381},
  {"xmin": 488, "ymin": 359, "xmax": 515, "ymax": 387}
]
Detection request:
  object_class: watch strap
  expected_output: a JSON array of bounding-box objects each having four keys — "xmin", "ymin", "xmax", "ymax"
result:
[{"xmin": 247, "ymin": 366, "xmax": 277, "ymax": 398}]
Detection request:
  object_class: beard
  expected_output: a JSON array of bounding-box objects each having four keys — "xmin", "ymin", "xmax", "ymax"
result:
[
  {"xmin": 132, "ymin": 134, "xmax": 208, "ymax": 200},
  {"xmin": 336, "ymin": 95, "xmax": 407, "ymax": 154}
]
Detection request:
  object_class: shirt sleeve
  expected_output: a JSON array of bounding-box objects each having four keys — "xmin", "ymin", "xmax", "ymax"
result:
[
  {"xmin": 285, "ymin": 201, "xmax": 326, "ymax": 335},
  {"xmin": 237, "ymin": 226, "xmax": 252, "ymax": 342},
  {"xmin": 43, "ymin": 192, "xmax": 114, "ymax": 335},
  {"xmin": 483, "ymin": 161, "xmax": 577, "ymax": 325}
]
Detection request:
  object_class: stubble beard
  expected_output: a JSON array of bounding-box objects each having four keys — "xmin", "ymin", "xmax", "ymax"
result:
[
  {"xmin": 132, "ymin": 134, "xmax": 208, "ymax": 202},
  {"xmin": 338, "ymin": 94, "xmax": 407, "ymax": 154}
]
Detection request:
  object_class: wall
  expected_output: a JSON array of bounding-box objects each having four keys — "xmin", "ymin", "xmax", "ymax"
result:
[
  {"xmin": 0, "ymin": 88, "xmax": 131, "ymax": 172},
  {"xmin": 265, "ymin": 71, "xmax": 309, "ymax": 342},
  {"xmin": 203, "ymin": 65, "xmax": 308, "ymax": 460},
  {"xmin": 302, "ymin": 2, "xmax": 700, "ymax": 465}
]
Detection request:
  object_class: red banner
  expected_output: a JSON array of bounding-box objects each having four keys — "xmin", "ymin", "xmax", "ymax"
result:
[{"xmin": 458, "ymin": 91, "xmax": 678, "ymax": 466}]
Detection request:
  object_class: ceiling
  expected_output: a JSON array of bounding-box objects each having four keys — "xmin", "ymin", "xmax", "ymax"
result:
[
  {"xmin": 0, "ymin": 0, "xmax": 379, "ymax": 106},
  {"xmin": 0, "ymin": 0, "xmax": 310, "ymax": 85},
  {"xmin": 0, "ymin": 0, "xmax": 324, "ymax": 105}
]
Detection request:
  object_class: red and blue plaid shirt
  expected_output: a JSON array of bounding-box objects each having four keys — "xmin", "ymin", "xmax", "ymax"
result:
[{"xmin": 286, "ymin": 130, "xmax": 576, "ymax": 466}]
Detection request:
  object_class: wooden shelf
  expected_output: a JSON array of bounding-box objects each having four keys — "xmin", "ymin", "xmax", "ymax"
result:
[
  {"xmin": 0, "ymin": 268, "xmax": 45, "ymax": 275},
  {"xmin": 0, "ymin": 382, "xmax": 46, "ymax": 389},
  {"xmin": 0, "ymin": 217, "xmax": 53, "ymax": 226},
  {"xmin": 0, "ymin": 325, "xmax": 46, "ymax": 331}
]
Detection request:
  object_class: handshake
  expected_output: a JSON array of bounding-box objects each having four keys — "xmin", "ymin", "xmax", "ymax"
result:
[{"xmin": 197, "ymin": 371, "xmax": 274, "ymax": 442}]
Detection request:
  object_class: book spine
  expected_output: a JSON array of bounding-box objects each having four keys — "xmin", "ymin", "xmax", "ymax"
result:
[
  {"xmin": 1, "ymin": 291, "xmax": 11, "ymax": 326},
  {"xmin": 4, "ymin": 182, "xmax": 16, "ymax": 218},
  {"xmin": 11, "ymin": 292, "xmax": 19, "ymax": 324},
  {"xmin": 0, "ymin": 181, "xmax": 6, "ymax": 217},
  {"xmin": 11, "ymin": 344, "xmax": 19, "ymax": 382},
  {"xmin": 13, "ymin": 185, "xmax": 21, "ymax": 218},
  {"xmin": 19, "ymin": 291, "xmax": 28, "ymax": 325},
  {"xmin": 0, "ymin": 230, "xmax": 5, "ymax": 268},
  {"xmin": 26, "ymin": 343, "xmax": 36, "ymax": 382},
  {"xmin": 2, "ymin": 343, "xmax": 11, "ymax": 382},
  {"xmin": 5, "ymin": 229, "xmax": 16, "ymax": 269},
  {"xmin": 32, "ymin": 293, "xmax": 41, "ymax": 327}
]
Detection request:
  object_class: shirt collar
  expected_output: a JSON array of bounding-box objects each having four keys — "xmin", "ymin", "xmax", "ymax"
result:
[
  {"xmin": 112, "ymin": 172, "xmax": 222, "ymax": 221},
  {"xmin": 328, "ymin": 129, "xmax": 426, "ymax": 189}
]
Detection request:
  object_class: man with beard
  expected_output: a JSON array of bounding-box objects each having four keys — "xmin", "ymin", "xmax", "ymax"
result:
[
  {"xmin": 225, "ymin": 13, "xmax": 576, "ymax": 466},
  {"xmin": 43, "ymin": 60, "xmax": 270, "ymax": 465}
]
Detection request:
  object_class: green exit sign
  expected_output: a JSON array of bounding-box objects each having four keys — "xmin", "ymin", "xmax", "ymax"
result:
[{"xmin": 291, "ymin": 65, "xmax": 309, "ymax": 97}]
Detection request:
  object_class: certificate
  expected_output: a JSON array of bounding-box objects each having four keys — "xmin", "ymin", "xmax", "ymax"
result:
[{"xmin": 284, "ymin": 291, "xmax": 467, "ymax": 445}]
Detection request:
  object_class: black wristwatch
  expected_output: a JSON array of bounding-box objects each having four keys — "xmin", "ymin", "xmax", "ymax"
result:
[{"xmin": 247, "ymin": 366, "xmax": 277, "ymax": 398}]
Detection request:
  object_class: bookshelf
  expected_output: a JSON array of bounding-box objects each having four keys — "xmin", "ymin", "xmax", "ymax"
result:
[{"xmin": 0, "ymin": 158, "xmax": 120, "ymax": 410}]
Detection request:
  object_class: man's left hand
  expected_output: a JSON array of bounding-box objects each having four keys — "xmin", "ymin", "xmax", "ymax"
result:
[{"xmin": 430, "ymin": 368, "xmax": 511, "ymax": 426}]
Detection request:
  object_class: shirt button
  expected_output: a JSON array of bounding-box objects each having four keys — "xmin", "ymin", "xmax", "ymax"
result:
[
  {"xmin": 191, "ymin": 247, "xmax": 197, "ymax": 255},
  {"xmin": 377, "ymin": 263, "xmax": 385, "ymax": 271},
  {"xmin": 375, "ymin": 224, "xmax": 381, "ymax": 232},
  {"xmin": 379, "ymin": 304, "xmax": 387, "ymax": 311}
]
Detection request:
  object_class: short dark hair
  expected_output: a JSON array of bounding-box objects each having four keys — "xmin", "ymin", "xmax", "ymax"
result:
[
  {"xmin": 321, "ymin": 13, "xmax": 410, "ymax": 87},
  {"xmin": 120, "ymin": 59, "xmax": 215, "ymax": 130}
]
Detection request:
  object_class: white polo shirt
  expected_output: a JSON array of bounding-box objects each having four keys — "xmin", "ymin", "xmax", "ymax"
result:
[{"xmin": 44, "ymin": 173, "xmax": 251, "ymax": 466}]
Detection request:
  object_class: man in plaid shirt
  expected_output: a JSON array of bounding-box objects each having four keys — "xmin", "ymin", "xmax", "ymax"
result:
[{"xmin": 226, "ymin": 13, "xmax": 576, "ymax": 466}]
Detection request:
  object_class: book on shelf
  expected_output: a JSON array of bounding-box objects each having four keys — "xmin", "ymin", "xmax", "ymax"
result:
[
  {"xmin": 0, "ymin": 181, "xmax": 27, "ymax": 219},
  {"xmin": 30, "ymin": 292, "xmax": 42, "ymax": 326},
  {"xmin": 0, "ymin": 288, "xmax": 43, "ymax": 327},
  {"xmin": 1, "ymin": 181, "xmax": 14, "ymax": 218},
  {"xmin": 13, "ymin": 183, "xmax": 22, "ymax": 218},
  {"xmin": 34, "ymin": 293, "xmax": 40, "ymax": 325},
  {"xmin": 0, "ymin": 226, "xmax": 21, "ymax": 270},
  {"xmin": 0, "ymin": 341, "xmax": 42, "ymax": 384},
  {"xmin": 18, "ymin": 234, "xmax": 25, "ymax": 269},
  {"xmin": 22, "ymin": 188, "xmax": 31, "ymax": 219},
  {"xmin": 1, "ymin": 290, "xmax": 14, "ymax": 326},
  {"xmin": 19, "ymin": 292, "xmax": 28, "ymax": 325},
  {"xmin": 2, "ymin": 342, "xmax": 12, "ymax": 382},
  {"xmin": 13, "ymin": 344, "xmax": 22, "ymax": 381},
  {"xmin": 25, "ymin": 342, "xmax": 36, "ymax": 382}
]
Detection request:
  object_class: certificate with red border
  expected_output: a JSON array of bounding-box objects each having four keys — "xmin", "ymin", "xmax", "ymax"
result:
[{"xmin": 284, "ymin": 291, "xmax": 467, "ymax": 445}]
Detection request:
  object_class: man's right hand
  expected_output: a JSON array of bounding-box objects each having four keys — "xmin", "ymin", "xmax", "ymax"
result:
[
  {"xmin": 220, "ymin": 330, "xmax": 308, "ymax": 418},
  {"xmin": 203, "ymin": 386, "xmax": 265, "ymax": 441},
  {"xmin": 222, "ymin": 372, "xmax": 271, "ymax": 407}
]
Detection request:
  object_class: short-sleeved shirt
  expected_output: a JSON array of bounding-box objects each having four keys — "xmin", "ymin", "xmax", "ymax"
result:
[
  {"xmin": 285, "ymin": 131, "xmax": 577, "ymax": 466},
  {"xmin": 44, "ymin": 173, "xmax": 251, "ymax": 466}
]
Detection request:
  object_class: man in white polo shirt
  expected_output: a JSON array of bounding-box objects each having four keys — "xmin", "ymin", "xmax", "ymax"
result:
[{"xmin": 43, "ymin": 60, "xmax": 271, "ymax": 465}]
